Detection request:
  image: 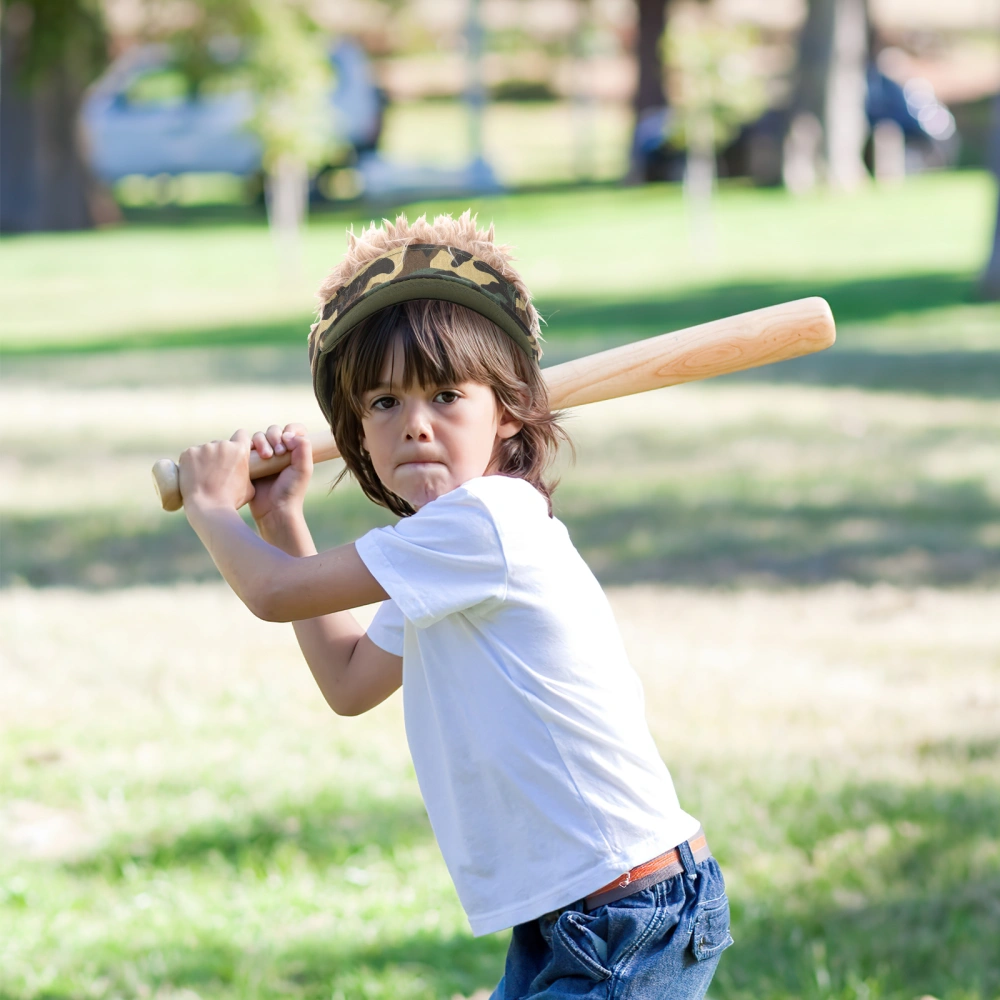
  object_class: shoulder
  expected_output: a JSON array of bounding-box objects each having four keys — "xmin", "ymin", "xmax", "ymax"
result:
[
  {"xmin": 457, "ymin": 475, "xmax": 548, "ymax": 520},
  {"xmin": 382, "ymin": 476, "xmax": 547, "ymax": 553}
]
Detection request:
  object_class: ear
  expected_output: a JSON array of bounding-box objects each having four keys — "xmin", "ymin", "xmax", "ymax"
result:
[{"xmin": 496, "ymin": 406, "xmax": 523, "ymax": 441}]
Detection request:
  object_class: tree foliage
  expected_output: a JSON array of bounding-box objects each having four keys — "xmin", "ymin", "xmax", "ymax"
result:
[
  {"xmin": 158, "ymin": 0, "xmax": 335, "ymax": 173},
  {"xmin": 664, "ymin": 4, "xmax": 765, "ymax": 156},
  {"xmin": 6, "ymin": 0, "xmax": 108, "ymax": 88}
]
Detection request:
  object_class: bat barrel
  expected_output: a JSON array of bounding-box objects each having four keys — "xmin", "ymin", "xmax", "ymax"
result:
[{"xmin": 544, "ymin": 297, "xmax": 836, "ymax": 410}]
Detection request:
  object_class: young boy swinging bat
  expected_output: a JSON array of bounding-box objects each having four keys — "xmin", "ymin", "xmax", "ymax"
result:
[{"xmin": 177, "ymin": 212, "xmax": 833, "ymax": 998}]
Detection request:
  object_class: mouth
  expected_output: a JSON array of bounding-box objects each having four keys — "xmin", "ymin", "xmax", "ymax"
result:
[{"xmin": 395, "ymin": 460, "xmax": 445, "ymax": 472}]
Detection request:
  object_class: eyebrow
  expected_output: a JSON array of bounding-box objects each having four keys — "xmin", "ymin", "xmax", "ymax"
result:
[{"xmin": 365, "ymin": 379, "xmax": 453, "ymax": 394}]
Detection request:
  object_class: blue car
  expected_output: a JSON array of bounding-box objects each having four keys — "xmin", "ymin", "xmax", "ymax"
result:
[{"xmin": 82, "ymin": 38, "xmax": 382, "ymax": 183}]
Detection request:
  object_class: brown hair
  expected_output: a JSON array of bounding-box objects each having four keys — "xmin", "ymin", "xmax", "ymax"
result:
[{"xmin": 323, "ymin": 299, "xmax": 567, "ymax": 518}]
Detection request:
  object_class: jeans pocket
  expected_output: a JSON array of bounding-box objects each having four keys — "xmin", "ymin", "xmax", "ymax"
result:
[
  {"xmin": 553, "ymin": 909, "xmax": 612, "ymax": 981},
  {"xmin": 690, "ymin": 892, "xmax": 734, "ymax": 963}
]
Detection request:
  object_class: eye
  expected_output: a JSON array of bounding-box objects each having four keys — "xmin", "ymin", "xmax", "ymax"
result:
[
  {"xmin": 369, "ymin": 395, "xmax": 398, "ymax": 411},
  {"xmin": 434, "ymin": 389, "xmax": 460, "ymax": 404}
]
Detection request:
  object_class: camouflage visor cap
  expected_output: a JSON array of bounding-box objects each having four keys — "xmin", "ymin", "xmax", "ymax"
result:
[{"xmin": 307, "ymin": 243, "xmax": 542, "ymax": 378}]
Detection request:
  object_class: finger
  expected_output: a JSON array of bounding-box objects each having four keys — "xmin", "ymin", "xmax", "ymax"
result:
[
  {"xmin": 282, "ymin": 423, "xmax": 308, "ymax": 447},
  {"xmin": 230, "ymin": 428, "xmax": 250, "ymax": 448},
  {"xmin": 252, "ymin": 430, "xmax": 273, "ymax": 459},
  {"xmin": 287, "ymin": 432, "xmax": 313, "ymax": 470},
  {"xmin": 266, "ymin": 424, "xmax": 286, "ymax": 455}
]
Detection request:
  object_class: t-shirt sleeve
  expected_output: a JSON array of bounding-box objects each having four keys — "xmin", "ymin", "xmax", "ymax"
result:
[
  {"xmin": 354, "ymin": 487, "xmax": 507, "ymax": 628},
  {"xmin": 366, "ymin": 600, "xmax": 405, "ymax": 656}
]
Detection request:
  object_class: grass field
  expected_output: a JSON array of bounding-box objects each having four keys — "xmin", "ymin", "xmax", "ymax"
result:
[{"xmin": 2, "ymin": 173, "xmax": 999, "ymax": 999}]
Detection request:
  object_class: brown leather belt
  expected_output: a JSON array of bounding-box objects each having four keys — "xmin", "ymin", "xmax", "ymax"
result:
[{"xmin": 584, "ymin": 829, "xmax": 711, "ymax": 911}]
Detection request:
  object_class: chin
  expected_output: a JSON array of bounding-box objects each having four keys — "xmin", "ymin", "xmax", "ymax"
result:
[{"xmin": 395, "ymin": 474, "xmax": 457, "ymax": 510}]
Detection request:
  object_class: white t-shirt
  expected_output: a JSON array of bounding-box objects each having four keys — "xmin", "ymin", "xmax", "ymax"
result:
[{"xmin": 355, "ymin": 475, "xmax": 699, "ymax": 936}]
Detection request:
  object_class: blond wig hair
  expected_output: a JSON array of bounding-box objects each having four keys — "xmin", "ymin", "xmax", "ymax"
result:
[{"xmin": 316, "ymin": 209, "xmax": 541, "ymax": 343}]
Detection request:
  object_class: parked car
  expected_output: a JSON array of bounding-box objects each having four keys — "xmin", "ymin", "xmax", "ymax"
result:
[
  {"xmin": 81, "ymin": 38, "xmax": 383, "ymax": 186},
  {"xmin": 635, "ymin": 67, "xmax": 957, "ymax": 186},
  {"xmin": 720, "ymin": 68, "xmax": 958, "ymax": 185}
]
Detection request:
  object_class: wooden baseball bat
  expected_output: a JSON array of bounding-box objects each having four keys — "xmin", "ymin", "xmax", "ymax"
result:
[{"xmin": 153, "ymin": 296, "xmax": 835, "ymax": 511}]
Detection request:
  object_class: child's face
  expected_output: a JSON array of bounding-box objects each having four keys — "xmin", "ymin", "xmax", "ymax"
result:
[{"xmin": 360, "ymin": 341, "xmax": 522, "ymax": 509}]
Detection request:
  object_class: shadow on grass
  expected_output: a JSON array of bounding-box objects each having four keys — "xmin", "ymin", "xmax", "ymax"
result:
[
  {"xmin": 70, "ymin": 789, "xmax": 432, "ymax": 879},
  {"xmin": 715, "ymin": 779, "xmax": 1000, "ymax": 1000},
  {"xmin": 3, "ymin": 269, "xmax": 994, "ymax": 367},
  {"xmin": 4, "ymin": 480, "xmax": 997, "ymax": 590},
  {"xmin": 35, "ymin": 780, "xmax": 1000, "ymax": 1000},
  {"xmin": 728, "ymin": 347, "xmax": 1000, "ymax": 398},
  {"xmin": 1, "ymin": 493, "xmax": 393, "ymax": 589},
  {"xmin": 558, "ymin": 481, "xmax": 1000, "ymax": 588},
  {"xmin": 25, "ymin": 929, "xmax": 509, "ymax": 1000},
  {"xmin": 543, "ymin": 270, "xmax": 981, "ymax": 335}
]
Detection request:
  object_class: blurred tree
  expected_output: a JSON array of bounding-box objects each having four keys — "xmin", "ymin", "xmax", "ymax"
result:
[
  {"xmin": 0, "ymin": 0, "xmax": 118, "ymax": 232},
  {"xmin": 785, "ymin": 0, "xmax": 870, "ymax": 192},
  {"xmin": 628, "ymin": 0, "xmax": 669, "ymax": 181},
  {"xmin": 981, "ymin": 95, "xmax": 1000, "ymax": 300},
  {"xmin": 665, "ymin": 5, "xmax": 764, "ymax": 251},
  {"xmin": 163, "ymin": 0, "xmax": 335, "ymax": 268}
]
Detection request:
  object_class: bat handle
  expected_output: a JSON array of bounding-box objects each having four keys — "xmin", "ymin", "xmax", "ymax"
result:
[
  {"xmin": 152, "ymin": 459, "xmax": 184, "ymax": 512},
  {"xmin": 152, "ymin": 429, "xmax": 341, "ymax": 511}
]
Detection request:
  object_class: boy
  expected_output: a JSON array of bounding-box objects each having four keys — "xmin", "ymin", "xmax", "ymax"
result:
[{"xmin": 179, "ymin": 211, "xmax": 732, "ymax": 998}]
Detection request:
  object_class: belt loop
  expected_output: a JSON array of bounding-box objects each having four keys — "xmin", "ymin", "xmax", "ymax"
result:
[{"xmin": 677, "ymin": 836, "xmax": 698, "ymax": 878}]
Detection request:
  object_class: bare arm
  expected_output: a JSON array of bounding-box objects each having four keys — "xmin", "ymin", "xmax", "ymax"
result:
[
  {"xmin": 255, "ymin": 504, "xmax": 402, "ymax": 717},
  {"xmin": 180, "ymin": 427, "xmax": 402, "ymax": 716}
]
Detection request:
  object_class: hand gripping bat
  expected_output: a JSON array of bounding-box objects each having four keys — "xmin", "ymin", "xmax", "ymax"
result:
[{"xmin": 152, "ymin": 297, "xmax": 836, "ymax": 511}]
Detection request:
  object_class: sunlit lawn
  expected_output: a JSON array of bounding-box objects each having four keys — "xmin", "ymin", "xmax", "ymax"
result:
[
  {"xmin": 2, "ymin": 171, "xmax": 997, "ymax": 353},
  {"xmin": 2, "ymin": 175, "xmax": 999, "ymax": 999}
]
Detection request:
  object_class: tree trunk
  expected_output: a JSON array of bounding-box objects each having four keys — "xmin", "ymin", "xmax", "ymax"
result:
[
  {"xmin": 465, "ymin": 0, "xmax": 486, "ymax": 166},
  {"xmin": 980, "ymin": 95, "xmax": 1000, "ymax": 300},
  {"xmin": 684, "ymin": 109, "xmax": 716, "ymax": 257},
  {"xmin": 0, "ymin": 3, "xmax": 40, "ymax": 232},
  {"xmin": 825, "ymin": 0, "xmax": 869, "ymax": 190},
  {"xmin": 629, "ymin": 0, "xmax": 668, "ymax": 182},
  {"xmin": 265, "ymin": 154, "xmax": 308, "ymax": 276},
  {"xmin": 786, "ymin": 0, "xmax": 870, "ymax": 192},
  {"xmin": 34, "ymin": 63, "xmax": 95, "ymax": 230},
  {"xmin": 0, "ymin": 1, "xmax": 116, "ymax": 233},
  {"xmin": 572, "ymin": 0, "xmax": 597, "ymax": 181}
]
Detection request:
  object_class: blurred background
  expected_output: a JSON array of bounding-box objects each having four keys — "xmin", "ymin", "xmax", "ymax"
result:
[{"xmin": 1, "ymin": 1, "xmax": 999, "ymax": 998}]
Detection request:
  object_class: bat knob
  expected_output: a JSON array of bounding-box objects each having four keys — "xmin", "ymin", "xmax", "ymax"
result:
[{"xmin": 152, "ymin": 459, "xmax": 183, "ymax": 511}]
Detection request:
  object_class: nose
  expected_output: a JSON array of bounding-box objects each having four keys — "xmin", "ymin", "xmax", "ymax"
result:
[{"xmin": 403, "ymin": 400, "xmax": 433, "ymax": 442}]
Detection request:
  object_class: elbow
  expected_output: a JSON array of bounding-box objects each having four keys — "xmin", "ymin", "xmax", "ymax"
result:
[
  {"xmin": 250, "ymin": 602, "xmax": 287, "ymax": 624},
  {"xmin": 320, "ymin": 685, "xmax": 369, "ymax": 719},
  {"xmin": 244, "ymin": 579, "xmax": 293, "ymax": 623},
  {"xmin": 322, "ymin": 670, "xmax": 369, "ymax": 717},
  {"xmin": 329, "ymin": 698, "xmax": 366, "ymax": 718}
]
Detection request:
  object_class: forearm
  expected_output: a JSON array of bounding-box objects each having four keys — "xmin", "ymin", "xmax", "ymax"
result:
[
  {"xmin": 178, "ymin": 428, "xmax": 399, "ymax": 716},
  {"xmin": 185, "ymin": 502, "xmax": 291, "ymax": 615},
  {"xmin": 254, "ymin": 506, "xmax": 318, "ymax": 558},
  {"xmin": 186, "ymin": 496, "xmax": 386, "ymax": 623},
  {"xmin": 264, "ymin": 520, "xmax": 366, "ymax": 673},
  {"xmin": 254, "ymin": 509, "xmax": 371, "ymax": 706}
]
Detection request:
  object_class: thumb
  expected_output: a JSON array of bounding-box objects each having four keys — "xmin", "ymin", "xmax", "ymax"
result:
[{"xmin": 286, "ymin": 433, "xmax": 313, "ymax": 471}]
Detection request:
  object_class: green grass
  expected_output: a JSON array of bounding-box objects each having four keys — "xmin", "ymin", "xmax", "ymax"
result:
[
  {"xmin": 3, "ymin": 586, "xmax": 998, "ymax": 999},
  {"xmin": 2, "ymin": 172, "xmax": 997, "ymax": 352},
  {"xmin": 2, "ymin": 175, "xmax": 999, "ymax": 999}
]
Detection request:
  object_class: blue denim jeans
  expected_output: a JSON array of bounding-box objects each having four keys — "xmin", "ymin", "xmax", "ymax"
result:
[{"xmin": 490, "ymin": 845, "xmax": 732, "ymax": 1000}]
